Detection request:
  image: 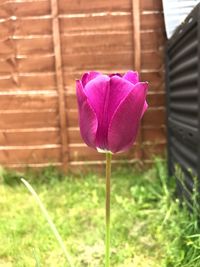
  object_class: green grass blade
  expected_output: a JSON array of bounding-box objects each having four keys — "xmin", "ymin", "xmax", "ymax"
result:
[
  {"xmin": 33, "ymin": 248, "xmax": 40, "ymax": 267},
  {"xmin": 21, "ymin": 178, "xmax": 74, "ymax": 267}
]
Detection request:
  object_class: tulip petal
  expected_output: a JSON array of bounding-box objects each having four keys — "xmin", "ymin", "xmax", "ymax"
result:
[
  {"xmin": 84, "ymin": 75, "xmax": 110, "ymax": 149},
  {"xmin": 109, "ymin": 73, "xmax": 122, "ymax": 77},
  {"xmin": 85, "ymin": 75, "xmax": 135, "ymax": 120},
  {"xmin": 123, "ymin": 71, "xmax": 139, "ymax": 85},
  {"xmin": 109, "ymin": 75, "xmax": 135, "ymax": 118},
  {"xmin": 84, "ymin": 74, "xmax": 110, "ymax": 120},
  {"xmin": 76, "ymin": 80, "xmax": 98, "ymax": 148},
  {"xmin": 81, "ymin": 71, "xmax": 101, "ymax": 87},
  {"xmin": 141, "ymin": 101, "xmax": 148, "ymax": 118},
  {"xmin": 85, "ymin": 75, "xmax": 135, "ymax": 150},
  {"xmin": 107, "ymin": 82, "xmax": 148, "ymax": 153}
]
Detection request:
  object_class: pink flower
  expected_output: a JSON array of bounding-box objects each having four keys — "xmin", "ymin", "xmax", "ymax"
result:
[{"xmin": 76, "ymin": 71, "xmax": 148, "ymax": 154}]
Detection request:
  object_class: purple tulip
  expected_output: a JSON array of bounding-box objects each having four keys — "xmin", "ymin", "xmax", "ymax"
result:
[{"xmin": 76, "ymin": 71, "xmax": 148, "ymax": 154}]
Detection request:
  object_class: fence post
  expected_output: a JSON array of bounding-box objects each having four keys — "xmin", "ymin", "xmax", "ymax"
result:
[
  {"xmin": 132, "ymin": 0, "xmax": 144, "ymax": 164},
  {"xmin": 51, "ymin": 0, "xmax": 69, "ymax": 171}
]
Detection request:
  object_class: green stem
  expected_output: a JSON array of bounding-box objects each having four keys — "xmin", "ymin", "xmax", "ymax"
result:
[{"xmin": 105, "ymin": 152, "xmax": 112, "ymax": 267}]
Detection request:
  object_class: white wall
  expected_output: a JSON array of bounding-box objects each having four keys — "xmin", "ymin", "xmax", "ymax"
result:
[{"xmin": 162, "ymin": 0, "xmax": 200, "ymax": 38}]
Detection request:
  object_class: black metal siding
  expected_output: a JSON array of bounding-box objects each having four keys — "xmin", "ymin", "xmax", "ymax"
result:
[{"xmin": 166, "ymin": 3, "xmax": 200, "ymax": 205}]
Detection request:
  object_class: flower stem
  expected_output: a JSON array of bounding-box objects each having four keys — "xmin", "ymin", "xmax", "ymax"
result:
[{"xmin": 105, "ymin": 152, "xmax": 112, "ymax": 267}]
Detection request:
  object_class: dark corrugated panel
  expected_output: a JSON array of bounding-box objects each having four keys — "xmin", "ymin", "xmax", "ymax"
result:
[
  {"xmin": 166, "ymin": 3, "xmax": 200, "ymax": 204},
  {"xmin": 169, "ymin": 39, "xmax": 198, "ymax": 67}
]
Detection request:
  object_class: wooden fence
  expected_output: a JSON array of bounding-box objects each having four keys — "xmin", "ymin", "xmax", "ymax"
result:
[{"xmin": 0, "ymin": 0, "xmax": 166, "ymax": 171}]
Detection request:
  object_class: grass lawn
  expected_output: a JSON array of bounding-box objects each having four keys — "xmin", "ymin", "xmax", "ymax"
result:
[{"xmin": 0, "ymin": 160, "xmax": 200, "ymax": 267}]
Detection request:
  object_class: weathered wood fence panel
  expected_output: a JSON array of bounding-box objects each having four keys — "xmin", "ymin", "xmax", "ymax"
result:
[{"xmin": 0, "ymin": 0, "xmax": 166, "ymax": 171}]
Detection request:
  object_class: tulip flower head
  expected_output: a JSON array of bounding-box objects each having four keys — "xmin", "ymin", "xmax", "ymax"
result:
[{"xmin": 76, "ymin": 71, "xmax": 148, "ymax": 154}]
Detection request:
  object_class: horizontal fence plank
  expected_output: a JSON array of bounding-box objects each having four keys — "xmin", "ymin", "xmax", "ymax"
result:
[
  {"xmin": 141, "ymin": 71, "xmax": 164, "ymax": 90},
  {"xmin": 141, "ymin": 51, "xmax": 164, "ymax": 69},
  {"xmin": 0, "ymin": 111, "xmax": 59, "ymax": 129},
  {"xmin": 0, "ymin": 20, "xmax": 12, "ymax": 39},
  {"xmin": 0, "ymin": 129, "xmax": 60, "ymax": 146},
  {"xmin": 0, "ymin": 146, "xmax": 61, "ymax": 164},
  {"xmin": 141, "ymin": 31, "xmax": 165, "ymax": 51},
  {"xmin": 0, "ymin": 39, "xmax": 13, "ymax": 55},
  {"xmin": 61, "ymin": 30, "xmax": 165, "ymax": 54},
  {"xmin": 141, "ymin": 13, "xmax": 164, "ymax": 30},
  {"xmin": 0, "ymin": 73, "xmax": 56, "ymax": 90},
  {"xmin": 58, "ymin": 0, "xmax": 162, "ymax": 14},
  {"xmin": 0, "ymin": 58, "xmax": 14, "ymax": 74},
  {"xmin": 14, "ymin": 17, "xmax": 52, "ymax": 35},
  {"xmin": 60, "ymin": 13, "xmax": 163, "ymax": 33},
  {"xmin": 61, "ymin": 31, "xmax": 133, "ymax": 54},
  {"xmin": 0, "ymin": 56, "xmax": 55, "ymax": 73},
  {"xmin": 62, "ymin": 52, "xmax": 133, "ymax": 71},
  {"xmin": 19, "ymin": 73, "xmax": 56, "ymax": 90},
  {"xmin": 0, "ymin": 94, "xmax": 58, "ymax": 110},
  {"xmin": 147, "ymin": 92, "xmax": 166, "ymax": 107},
  {"xmin": 60, "ymin": 14, "xmax": 132, "ymax": 33},
  {"xmin": 68, "ymin": 127, "xmax": 82, "ymax": 144},
  {"xmin": 14, "ymin": 36, "xmax": 53, "ymax": 55},
  {"xmin": 141, "ymin": 0, "xmax": 163, "ymax": 11},
  {"xmin": 58, "ymin": 0, "xmax": 131, "ymax": 13},
  {"xmin": 66, "ymin": 95, "xmax": 77, "ymax": 109},
  {"xmin": 0, "ymin": 50, "xmax": 163, "ymax": 74},
  {"xmin": 17, "ymin": 55, "xmax": 55, "ymax": 72},
  {"xmin": 0, "ymin": 1, "xmax": 50, "ymax": 17},
  {"xmin": 65, "ymin": 109, "xmax": 83, "ymax": 128},
  {"xmin": 0, "ymin": 18, "xmax": 54, "ymax": 40},
  {"xmin": 143, "ymin": 108, "xmax": 166, "ymax": 126},
  {"xmin": 0, "ymin": 6, "xmax": 9, "ymax": 19},
  {"xmin": 143, "ymin": 127, "xmax": 166, "ymax": 143}
]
